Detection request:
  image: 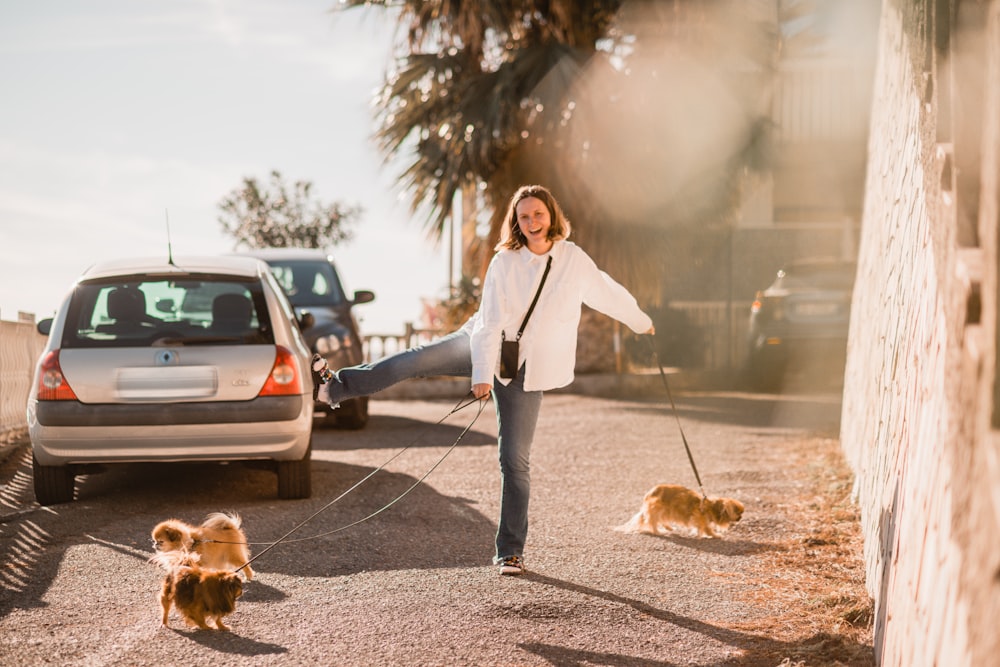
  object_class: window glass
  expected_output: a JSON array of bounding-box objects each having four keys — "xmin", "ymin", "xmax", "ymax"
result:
[
  {"xmin": 265, "ymin": 260, "xmax": 345, "ymax": 308},
  {"xmin": 61, "ymin": 276, "xmax": 274, "ymax": 348}
]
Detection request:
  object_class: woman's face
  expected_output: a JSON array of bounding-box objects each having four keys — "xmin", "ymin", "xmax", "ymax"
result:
[{"xmin": 515, "ymin": 196, "xmax": 553, "ymax": 254}]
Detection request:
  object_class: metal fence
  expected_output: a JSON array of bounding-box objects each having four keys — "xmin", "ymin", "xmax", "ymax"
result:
[
  {"xmin": 669, "ymin": 300, "xmax": 753, "ymax": 370},
  {"xmin": 0, "ymin": 316, "xmax": 46, "ymax": 443},
  {"xmin": 362, "ymin": 322, "xmax": 441, "ymax": 362}
]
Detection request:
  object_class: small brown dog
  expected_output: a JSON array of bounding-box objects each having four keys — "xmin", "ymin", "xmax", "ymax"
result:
[
  {"xmin": 151, "ymin": 552, "xmax": 243, "ymax": 631},
  {"xmin": 151, "ymin": 512, "xmax": 254, "ymax": 580},
  {"xmin": 616, "ymin": 484, "xmax": 744, "ymax": 538}
]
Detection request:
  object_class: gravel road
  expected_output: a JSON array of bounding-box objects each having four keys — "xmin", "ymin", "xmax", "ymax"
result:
[{"xmin": 0, "ymin": 389, "xmax": 867, "ymax": 666}]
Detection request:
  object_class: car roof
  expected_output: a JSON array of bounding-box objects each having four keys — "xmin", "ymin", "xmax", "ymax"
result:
[
  {"xmin": 78, "ymin": 255, "xmax": 269, "ymax": 281},
  {"xmin": 236, "ymin": 248, "xmax": 334, "ymax": 262}
]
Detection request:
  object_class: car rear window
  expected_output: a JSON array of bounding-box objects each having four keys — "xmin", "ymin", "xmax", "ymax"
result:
[
  {"xmin": 60, "ymin": 275, "xmax": 275, "ymax": 348},
  {"xmin": 264, "ymin": 259, "xmax": 346, "ymax": 308}
]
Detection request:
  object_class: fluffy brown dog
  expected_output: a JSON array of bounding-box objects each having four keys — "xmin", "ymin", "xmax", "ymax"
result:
[
  {"xmin": 616, "ymin": 484, "xmax": 744, "ymax": 538},
  {"xmin": 151, "ymin": 552, "xmax": 243, "ymax": 631},
  {"xmin": 151, "ymin": 512, "xmax": 254, "ymax": 580}
]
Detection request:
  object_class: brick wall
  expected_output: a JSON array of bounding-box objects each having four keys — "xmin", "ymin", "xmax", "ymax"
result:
[{"xmin": 839, "ymin": 1, "xmax": 1000, "ymax": 664}]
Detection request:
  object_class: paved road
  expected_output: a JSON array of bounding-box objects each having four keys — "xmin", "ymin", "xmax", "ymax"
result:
[{"xmin": 0, "ymin": 390, "xmax": 848, "ymax": 666}]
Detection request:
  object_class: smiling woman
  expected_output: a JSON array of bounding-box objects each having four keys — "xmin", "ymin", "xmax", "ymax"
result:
[{"xmin": 470, "ymin": 184, "xmax": 655, "ymax": 575}]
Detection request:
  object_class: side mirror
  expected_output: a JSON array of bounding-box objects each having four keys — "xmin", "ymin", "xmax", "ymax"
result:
[
  {"xmin": 298, "ymin": 310, "xmax": 315, "ymax": 331},
  {"xmin": 352, "ymin": 290, "xmax": 375, "ymax": 306},
  {"xmin": 37, "ymin": 318, "xmax": 53, "ymax": 336}
]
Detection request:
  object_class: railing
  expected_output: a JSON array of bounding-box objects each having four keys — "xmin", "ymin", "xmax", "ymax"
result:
[
  {"xmin": 669, "ymin": 300, "xmax": 753, "ymax": 370},
  {"xmin": 362, "ymin": 322, "xmax": 444, "ymax": 362},
  {"xmin": 0, "ymin": 314, "xmax": 46, "ymax": 443}
]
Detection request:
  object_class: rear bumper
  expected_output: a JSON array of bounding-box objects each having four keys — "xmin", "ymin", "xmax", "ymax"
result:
[
  {"xmin": 34, "ymin": 395, "xmax": 304, "ymax": 427},
  {"xmin": 28, "ymin": 396, "xmax": 312, "ymax": 466}
]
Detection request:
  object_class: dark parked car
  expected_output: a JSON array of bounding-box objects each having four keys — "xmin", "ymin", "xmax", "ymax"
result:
[
  {"xmin": 745, "ymin": 257, "xmax": 857, "ymax": 390},
  {"xmin": 240, "ymin": 249, "xmax": 374, "ymax": 428}
]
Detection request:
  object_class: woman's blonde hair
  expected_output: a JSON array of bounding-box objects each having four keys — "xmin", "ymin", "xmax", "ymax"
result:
[{"xmin": 496, "ymin": 184, "xmax": 572, "ymax": 251}]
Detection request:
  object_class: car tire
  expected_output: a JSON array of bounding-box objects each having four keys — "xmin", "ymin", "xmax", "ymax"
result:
[
  {"xmin": 334, "ymin": 396, "xmax": 369, "ymax": 430},
  {"xmin": 32, "ymin": 454, "xmax": 76, "ymax": 505},
  {"xmin": 276, "ymin": 440, "xmax": 312, "ymax": 500}
]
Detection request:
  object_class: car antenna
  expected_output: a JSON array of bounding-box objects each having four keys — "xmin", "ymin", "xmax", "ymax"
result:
[{"xmin": 165, "ymin": 208, "xmax": 177, "ymax": 266}]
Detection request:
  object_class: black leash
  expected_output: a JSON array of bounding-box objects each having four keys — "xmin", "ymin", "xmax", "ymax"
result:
[
  {"xmin": 230, "ymin": 393, "xmax": 487, "ymax": 575},
  {"xmin": 645, "ymin": 337, "xmax": 707, "ymax": 499}
]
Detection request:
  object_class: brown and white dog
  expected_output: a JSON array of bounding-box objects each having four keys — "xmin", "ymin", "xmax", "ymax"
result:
[
  {"xmin": 151, "ymin": 512, "xmax": 254, "ymax": 580},
  {"xmin": 616, "ymin": 484, "xmax": 744, "ymax": 538}
]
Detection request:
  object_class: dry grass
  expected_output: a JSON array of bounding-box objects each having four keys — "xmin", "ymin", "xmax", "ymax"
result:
[{"xmin": 728, "ymin": 437, "xmax": 875, "ymax": 666}]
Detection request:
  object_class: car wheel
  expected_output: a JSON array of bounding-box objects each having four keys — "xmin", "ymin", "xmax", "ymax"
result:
[
  {"xmin": 32, "ymin": 454, "xmax": 76, "ymax": 505},
  {"xmin": 276, "ymin": 440, "xmax": 312, "ymax": 500},
  {"xmin": 334, "ymin": 396, "xmax": 369, "ymax": 430}
]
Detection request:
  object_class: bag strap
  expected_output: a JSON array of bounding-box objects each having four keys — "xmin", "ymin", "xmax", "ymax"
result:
[{"xmin": 509, "ymin": 255, "xmax": 552, "ymax": 342}]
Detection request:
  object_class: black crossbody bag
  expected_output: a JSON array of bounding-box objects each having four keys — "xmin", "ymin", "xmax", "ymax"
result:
[{"xmin": 499, "ymin": 255, "xmax": 553, "ymax": 379}]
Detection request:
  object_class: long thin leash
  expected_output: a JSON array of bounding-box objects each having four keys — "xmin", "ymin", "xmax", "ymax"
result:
[
  {"xmin": 645, "ymin": 337, "xmax": 707, "ymax": 499},
  {"xmin": 231, "ymin": 393, "xmax": 487, "ymax": 575}
]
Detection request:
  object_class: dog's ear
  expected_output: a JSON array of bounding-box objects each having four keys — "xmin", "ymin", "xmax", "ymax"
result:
[
  {"xmin": 211, "ymin": 574, "xmax": 243, "ymax": 612},
  {"xmin": 228, "ymin": 576, "xmax": 244, "ymax": 599},
  {"xmin": 725, "ymin": 499, "xmax": 745, "ymax": 522},
  {"xmin": 705, "ymin": 499, "xmax": 725, "ymax": 519}
]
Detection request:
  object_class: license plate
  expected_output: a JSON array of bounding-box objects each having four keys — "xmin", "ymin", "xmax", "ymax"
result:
[{"xmin": 116, "ymin": 366, "xmax": 218, "ymax": 400}]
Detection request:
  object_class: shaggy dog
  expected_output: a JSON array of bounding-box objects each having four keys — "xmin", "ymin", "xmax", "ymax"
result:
[
  {"xmin": 151, "ymin": 512, "xmax": 254, "ymax": 580},
  {"xmin": 151, "ymin": 552, "xmax": 243, "ymax": 631},
  {"xmin": 616, "ymin": 484, "xmax": 744, "ymax": 538}
]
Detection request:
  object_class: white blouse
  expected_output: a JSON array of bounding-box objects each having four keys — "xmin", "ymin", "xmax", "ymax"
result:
[{"xmin": 471, "ymin": 240, "xmax": 653, "ymax": 391}]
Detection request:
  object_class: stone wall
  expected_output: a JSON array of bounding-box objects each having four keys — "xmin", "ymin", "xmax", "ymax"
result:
[
  {"xmin": 839, "ymin": 1, "xmax": 1000, "ymax": 664},
  {"xmin": 0, "ymin": 318, "xmax": 46, "ymax": 443}
]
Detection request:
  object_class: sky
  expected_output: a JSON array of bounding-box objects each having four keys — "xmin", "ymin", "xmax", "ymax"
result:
[{"xmin": 0, "ymin": 0, "xmax": 453, "ymax": 333}]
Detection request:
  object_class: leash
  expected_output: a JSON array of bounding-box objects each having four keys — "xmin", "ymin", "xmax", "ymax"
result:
[
  {"xmin": 229, "ymin": 393, "xmax": 488, "ymax": 574},
  {"xmin": 644, "ymin": 336, "xmax": 707, "ymax": 499}
]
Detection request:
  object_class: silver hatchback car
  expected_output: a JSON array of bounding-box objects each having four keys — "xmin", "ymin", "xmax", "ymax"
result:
[{"xmin": 27, "ymin": 255, "xmax": 315, "ymax": 505}]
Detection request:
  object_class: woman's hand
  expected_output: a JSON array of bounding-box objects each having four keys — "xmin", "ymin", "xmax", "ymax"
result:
[{"xmin": 472, "ymin": 383, "xmax": 492, "ymax": 400}]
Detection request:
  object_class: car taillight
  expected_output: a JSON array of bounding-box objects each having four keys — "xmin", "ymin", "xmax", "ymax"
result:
[
  {"xmin": 258, "ymin": 346, "xmax": 303, "ymax": 397},
  {"xmin": 36, "ymin": 350, "xmax": 79, "ymax": 401}
]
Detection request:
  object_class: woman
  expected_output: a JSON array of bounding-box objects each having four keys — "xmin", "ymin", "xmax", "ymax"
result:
[
  {"xmin": 316, "ymin": 185, "xmax": 653, "ymax": 575},
  {"xmin": 470, "ymin": 184, "xmax": 654, "ymax": 576}
]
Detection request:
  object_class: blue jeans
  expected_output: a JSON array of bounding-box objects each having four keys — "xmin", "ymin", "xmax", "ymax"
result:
[
  {"xmin": 326, "ymin": 329, "xmax": 473, "ymax": 404},
  {"xmin": 325, "ymin": 331, "xmax": 542, "ymax": 563},
  {"xmin": 492, "ymin": 366, "xmax": 543, "ymax": 562}
]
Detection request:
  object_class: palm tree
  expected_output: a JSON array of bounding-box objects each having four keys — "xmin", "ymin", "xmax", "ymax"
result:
[{"xmin": 338, "ymin": 1, "xmax": 779, "ymax": 305}]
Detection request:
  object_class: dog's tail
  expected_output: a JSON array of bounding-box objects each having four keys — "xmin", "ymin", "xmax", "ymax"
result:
[
  {"xmin": 149, "ymin": 550, "xmax": 200, "ymax": 571},
  {"xmin": 202, "ymin": 512, "xmax": 243, "ymax": 531},
  {"xmin": 613, "ymin": 511, "xmax": 644, "ymax": 533}
]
